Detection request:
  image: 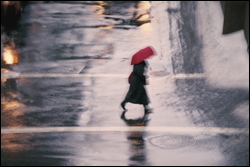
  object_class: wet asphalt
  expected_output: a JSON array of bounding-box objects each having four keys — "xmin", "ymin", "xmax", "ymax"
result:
[{"xmin": 1, "ymin": 1, "xmax": 249, "ymax": 166}]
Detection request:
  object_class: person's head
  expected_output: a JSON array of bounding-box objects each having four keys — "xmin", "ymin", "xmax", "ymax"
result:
[
  {"xmin": 141, "ymin": 60, "xmax": 149, "ymax": 70},
  {"xmin": 138, "ymin": 60, "xmax": 147, "ymax": 66}
]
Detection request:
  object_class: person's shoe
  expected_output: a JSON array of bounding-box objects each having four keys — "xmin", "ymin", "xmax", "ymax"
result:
[
  {"xmin": 121, "ymin": 101, "xmax": 127, "ymax": 111},
  {"xmin": 144, "ymin": 109, "xmax": 153, "ymax": 114}
]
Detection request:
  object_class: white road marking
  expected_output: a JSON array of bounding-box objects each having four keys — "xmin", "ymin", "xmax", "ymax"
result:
[
  {"xmin": 173, "ymin": 73, "xmax": 207, "ymax": 79},
  {"xmin": 1, "ymin": 72, "xmax": 206, "ymax": 79},
  {"xmin": 1, "ymin": 126, "xmax": 248, "ymax": 135},
  {"xmin": 1, "ymin": 72, "xmax": 128, "ymax": 79}
]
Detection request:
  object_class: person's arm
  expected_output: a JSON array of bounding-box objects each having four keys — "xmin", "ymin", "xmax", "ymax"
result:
[{"xmin": 134, "ymin": 64, "xmax": 146, "ymax": 84}]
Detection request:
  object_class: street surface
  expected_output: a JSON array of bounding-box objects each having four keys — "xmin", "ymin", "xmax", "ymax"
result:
[{"xmin": 1, "ymin": 1, "xmax": 249, "ymax": 166}]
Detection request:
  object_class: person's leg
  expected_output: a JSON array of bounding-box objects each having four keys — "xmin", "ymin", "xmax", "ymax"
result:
[
  {"xmin": 121, "ymin": 100, "xmax": 127, "ymax": 110},
  {"xmin": 143, "ymin": 104, "xmax": 153, "ymax": 113},
  {"xmin": 143, "ymin": 104, "xmax": 149, "ymax": 110}
]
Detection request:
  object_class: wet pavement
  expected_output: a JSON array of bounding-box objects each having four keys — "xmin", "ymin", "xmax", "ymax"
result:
[{"xmin": 1, "ymin": 1, "xmax": 249, "ymax": 166}]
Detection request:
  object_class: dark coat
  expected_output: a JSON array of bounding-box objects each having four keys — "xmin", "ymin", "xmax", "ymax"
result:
[{"xmin": 124, "ymin": 61, "xmax": 149, "ymax": 105}]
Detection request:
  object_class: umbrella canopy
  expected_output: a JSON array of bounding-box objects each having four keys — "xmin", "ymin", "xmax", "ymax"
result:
[{"xmin": 131, "ymin": 46, "xmax": 156, "ymax": 65}]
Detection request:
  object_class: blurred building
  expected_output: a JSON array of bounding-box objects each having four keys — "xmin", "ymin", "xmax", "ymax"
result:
[
  {"xmin": 1, "ymin": 1, "xmax": 25, "ymax": 27},
  {"xmin": 220, "ymin": 1, "xmax": 249, "ymax": 53}
]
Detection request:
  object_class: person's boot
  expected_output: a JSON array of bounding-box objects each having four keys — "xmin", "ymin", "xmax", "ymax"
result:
[{"xmin": 121, "ymin": 101, "xmax": 127, "ymax": 111}]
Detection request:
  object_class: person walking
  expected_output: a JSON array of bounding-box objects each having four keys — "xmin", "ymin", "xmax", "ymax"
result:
[{"xmin": 121, "ymin": 46, "xmax": 156, "ymax": 113}]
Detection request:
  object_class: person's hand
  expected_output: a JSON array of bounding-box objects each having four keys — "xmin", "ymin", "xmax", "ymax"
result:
[{"xmin": 144, "ymin": 75, "xmax": 149, "ymax": 85}]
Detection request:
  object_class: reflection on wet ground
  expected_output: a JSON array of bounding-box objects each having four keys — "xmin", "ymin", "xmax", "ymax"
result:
[
  {"xmin": 0, "ymin": 1, "xmax": 152, "ymax": 65},
  {"xmin": 120, "ymin": 111, "xmax": 151, "ymax": 166},
  {"xmin": 1, "ymin": 32, "xmax": 19, "ymax": 68},
  {"xmin": 1, "ymin": 77, "xmax": 26, "ymax": 128},
  {"xmin": 1, "ymin": 77, "xmax": 88, "ymax": 127},
  {"xmin": 1, "ymin": 132, "xmax": 73, "ymax": 166},
  {"xmin": 1, "ymin": 1, "xmax": 153, "ymax": 129}
]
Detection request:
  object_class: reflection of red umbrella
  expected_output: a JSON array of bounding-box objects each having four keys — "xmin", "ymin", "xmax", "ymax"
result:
[{"xmin": 131, "ymin": 46, "xmax": 156, "ymax": 65}]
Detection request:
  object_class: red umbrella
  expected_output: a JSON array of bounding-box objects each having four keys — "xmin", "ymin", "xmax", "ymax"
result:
[{"xmin": 131, "ymin": 46, "xmax": 156, "ymax": 65}]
